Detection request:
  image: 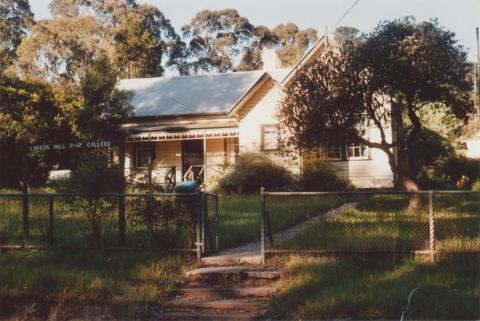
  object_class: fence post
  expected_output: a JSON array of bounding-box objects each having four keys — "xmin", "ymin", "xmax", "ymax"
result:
[
  {"xmin": 21, "ymin": 150, "xmax": 29, "ymax": 243},
  {"xmin": 48, "ymin": 194, "xmax": 54, "ymax": 245},
  {"xmin": 195, "ymin": 192, "xmax": 203, "ymax": 262},
  {"xmin": 118, "ymin": 194, "xmax": 126, "ymax": 246},
  {"xmin": 260, "ymin": 187, "xmax": 266, "ymax": 266},
  {"xmin": 429, "ymin": 190, "xmax": 435, "ymax": 263}
]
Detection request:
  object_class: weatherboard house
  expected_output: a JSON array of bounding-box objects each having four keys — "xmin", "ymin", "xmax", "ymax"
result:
[{"xmin": 118, "ymin": 36, "xmax": 394, "ymax": 189}]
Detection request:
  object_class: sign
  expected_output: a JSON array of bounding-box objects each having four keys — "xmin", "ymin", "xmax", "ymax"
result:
[{"xmin": 27, "ymin": 140, "xmax": 117, "ymax": 152}]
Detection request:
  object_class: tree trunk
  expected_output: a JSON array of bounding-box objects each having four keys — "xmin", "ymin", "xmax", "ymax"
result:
[{"xmin": 399, "ymin": 172, "xmax": 422, "ymax": 209}]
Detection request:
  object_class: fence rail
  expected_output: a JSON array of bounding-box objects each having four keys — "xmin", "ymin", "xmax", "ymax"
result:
[
  {"xmin": 260, "ymin": 189, "xmax": 480, "ymax": 263},
  {"xmin": 0, "ymin": 192, "xmax": 215, "ymax": 260}
]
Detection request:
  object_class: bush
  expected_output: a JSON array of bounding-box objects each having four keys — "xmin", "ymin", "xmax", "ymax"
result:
[
  {"xmin": 434, "ymin": 156, "xmax": 480, "ymax": 188},
  {"xmin": 300, "ymin": 158, "xmax": 352, "ymax": 191},
  {"xmin": 216, "ymin": 153, "xmax": 294, "ymax": 194},
  {"xmin": 54, "ymin": 152, "xmax": 123, "ymax": 247}
]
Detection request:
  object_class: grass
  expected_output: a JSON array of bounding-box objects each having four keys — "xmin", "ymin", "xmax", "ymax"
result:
[
  {"xmin": 0, "ymin": 250, "xmax": 187, "ymax": 320},
  {"xmin": 273, "ymin": 194, "xmax": 480, "ymax": 254},
  {"xmin": 268, "ymin": 193, "xmax": 480, "ymax": 320},
  {"xmin": 270, "ymin": 255, "xmax": 480, "ymax": 320},
  {"xmin": 210, "ymin": 194, "xmax": 343, "ymax": 249}
]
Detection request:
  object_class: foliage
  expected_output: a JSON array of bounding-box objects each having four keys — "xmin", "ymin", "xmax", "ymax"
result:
[
  {"xmin": 54, "ymin": 152, "xmax": 123, "ymax": 247},
  {"xmin": 0, "ymin": 0, "xmax": 33, "ymax": 74},
  {"xmin": 300, "ymin": 158, "xmax": 353, "ymax": 191},
  {"xmin": 272, "ymin": 23, "xmax": 318, "ymax": 67},
  {"xmin": 216, "ymin": 153, "xmax": 294, "ymax": 194},
  {"xmin": 75, "ymin": 58, "xmax": 133, "ymax": 140},
  {"xmin": 127, "ymin": 195, "xmax": 194, "ymax": 249},
  {"xmin": 402, "ymin": 127, "xmax": 455, "ymax": 180},
  {"xmin": 279, "ymin": 17, "xmax": 472, "ymax": 192},
  {"xmin": 181, "ymin": 9, "xmax": 255, "ymax": 74},
  {"xmin": 0, "ymin": 77, "xmax": 72, "ymax": 187},
  {"xmin": 435, "ymin": 156, "xmax": 480, "ymax": 187},
  {"xmin": 18, "ymin": 0, "xmax": 184, "ymax": 82},
  {"xmin": 111, "ymin": 4, "xmax": 185, "ymax": 78}
]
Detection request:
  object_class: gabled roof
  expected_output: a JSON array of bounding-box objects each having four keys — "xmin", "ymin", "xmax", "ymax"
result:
[
  {"xmin": 118, "ymin": 70, "xmax": 266, "ymax": 117},
  {"xmin": 118, "ymin": 34, "xmax": 333, "ymax": 119}
]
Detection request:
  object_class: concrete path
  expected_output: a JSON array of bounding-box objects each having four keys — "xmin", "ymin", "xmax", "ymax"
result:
[{"xmin": 201, "ymin": 202, "xmax": 358, "ymax": 266}]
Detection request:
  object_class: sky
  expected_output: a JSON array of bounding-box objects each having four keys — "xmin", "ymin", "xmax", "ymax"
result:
[{"xmin": 30, "ymin": 0, "xmax": 479, "ymax": 61}]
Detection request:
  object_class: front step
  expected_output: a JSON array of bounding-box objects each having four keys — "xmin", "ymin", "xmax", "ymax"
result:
[
  {"xmin": 165, "ymin": 298, "xmax": 268, "ymax": 312},
  {"xmin": 157, "ymin": 311, "xmax": 261, "ymax": 321},
  {"xmin": 186, "ymin": 266, "xmax": 280, "ymax": 280},
  {"xmin": 175, "ymin": 286, "xmax": 276, "ymax": 299},
  {"xmin": 201, "ymin": 254, "xmax": 262, "ymax": 266}
]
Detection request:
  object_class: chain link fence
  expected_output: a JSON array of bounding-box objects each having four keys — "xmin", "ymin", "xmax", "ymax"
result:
[
  {"xmin": 260, "ymin": 190, "xmax": 480, "ymax": 262},
  {"xmin": 0, "ymin": 192, "xmax": 212, "ymax": 256}
]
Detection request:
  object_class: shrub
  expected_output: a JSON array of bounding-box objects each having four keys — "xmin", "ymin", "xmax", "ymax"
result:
[
  {"xmin": 216, "ymin": 153, "xmax": 294, "ymax": 194},
  {"xmin": 54, "ymin": 152, "xmax": 123, "ymax": 247},
  {"xmin": 300, "ymin": 158, "xmax": 352, "ymax": 191},
  {"xmin": 434, "ymin": 156, "xmax": 480, "ymax": 188}
]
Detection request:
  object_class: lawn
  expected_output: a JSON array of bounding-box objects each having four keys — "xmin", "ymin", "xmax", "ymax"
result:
[
  {"xmin": 271, "ymin": 193, "xmax": 480, "ymax": 254},
  {"xmin": 267, "ymin": 193, "xmax": 480, "ymax": 320},
  {"xmin": 210, "ymin": 194, "xmax": 343, "ymax": 250},
  {"xmin": 0, "ymin": 250, "xmax": 187, "ymax": 320},
  {"xmin": 270, "ymin": 255, "xmax": 480, "ymax": 320}
]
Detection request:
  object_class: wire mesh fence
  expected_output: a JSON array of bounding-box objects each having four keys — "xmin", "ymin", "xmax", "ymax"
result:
[
  {"xmin": 261, "ymin": 190, "xmax": 480, "ymax": 261},
  {"xmin": 0, "ymin": 192, "xmax": 206, "ymax": 254}
]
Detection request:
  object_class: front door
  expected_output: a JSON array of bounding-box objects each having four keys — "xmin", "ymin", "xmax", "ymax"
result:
[{"xmin": 182, "ymin": 140, "xmax": 204, "ymax": 182}]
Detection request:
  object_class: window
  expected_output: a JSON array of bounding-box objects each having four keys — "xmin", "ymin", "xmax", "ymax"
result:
[
  {"xmin": 261, "ymin": 125, "xmax": 278, "ymax": 150},
  {"xmin": 347, "ymin": 142, "xmax": 369, "ymax": 160},
  {"xmin": 133, "ymin": 142, "xmax": 156, "ymax": 168},
  {"xmin": 318, "ymin": 143, "xmax": 343, "ymax": 160}
]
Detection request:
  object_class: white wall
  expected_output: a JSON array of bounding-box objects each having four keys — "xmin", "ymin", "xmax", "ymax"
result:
[{"xmin": 237, "ymin": 80, "xmax": 300, "ymax": 174}]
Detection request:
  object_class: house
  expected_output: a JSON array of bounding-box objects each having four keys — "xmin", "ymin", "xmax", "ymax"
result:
[{"xmin": 118, "ymin": 35, "xmax": 394, "ymax": 189}]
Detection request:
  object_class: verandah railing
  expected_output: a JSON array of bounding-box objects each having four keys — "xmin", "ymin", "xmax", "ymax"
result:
[
  {"xmin": 260, "ymin": 189, "xmax": 480, "ymax": 264},
  {"xmin": 0, "ymin": 192, "xmax": 219, "ymax": 260}
]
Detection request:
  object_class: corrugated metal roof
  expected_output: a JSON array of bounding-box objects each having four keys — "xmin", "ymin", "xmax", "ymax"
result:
[{"xmin": 118, "ymin": 70, "xmax": 268, "ymax": 117}]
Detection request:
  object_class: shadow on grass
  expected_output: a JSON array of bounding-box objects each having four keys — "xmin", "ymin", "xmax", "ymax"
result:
[{"xmin": 268, "ymin": 254, "xmax": 480, "ymax": 320}]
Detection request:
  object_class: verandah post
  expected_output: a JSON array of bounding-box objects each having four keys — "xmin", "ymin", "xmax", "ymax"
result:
[{"xmin": 428, "ymin": 190, "xmax": 435, "ymax": 263}]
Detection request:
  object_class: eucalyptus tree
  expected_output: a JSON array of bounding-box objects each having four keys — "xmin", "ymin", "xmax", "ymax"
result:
[
  {"xmin": 181, "ymin": 9, "xmax": 255, "ymax": 74},
  {"xmin": 0, "ymin": 0, "xmax": 33, "ymax": 73}
]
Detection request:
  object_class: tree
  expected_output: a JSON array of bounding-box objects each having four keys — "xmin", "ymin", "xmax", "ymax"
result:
[
  {"xmin": 279, "ymin": 17, "xmax": 472, "ymax": 197},
  {"xmin": 112, "ymin": 4, "xmax": 184, "ymax": 78},
  {"xmin": 272, "ymin": 23, "xmax": 318, "ymax": 67},
  {"xmin": 333, "ymin": 26, "xmax": 359, "ymax": 47},
  {"xmin": 74, "ymin": 58, "xmax": 133, "ymax": 140},
  {"xmin": 17, "ymin": 0, "xmax": 184, "ymax": 82},
  {"xmin": 0, "ymin": 76, "xmax": 71, "ymax": 187},
  {"xmin": 0, "ymin": 0, "xmax": 33, "ymax": 73},
  {"xmin": 181, "ymin": 9, "xmax": 255, "ymax": 74},
  {"xmin": 16, "ymin": 15, "xmax": 105, "ymax": 84}
]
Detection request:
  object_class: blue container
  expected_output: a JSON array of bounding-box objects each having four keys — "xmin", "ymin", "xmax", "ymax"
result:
[{"xmin": 174, "ymin": 181, "xmax": 198, "ymax": 193}]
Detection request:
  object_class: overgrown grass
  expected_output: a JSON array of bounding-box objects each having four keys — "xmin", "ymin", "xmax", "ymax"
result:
[
  {"xmin": 210, "ymin": 195, "xmax": 343, "ymax": 249},
  {"xmin": 0, "ymin": 250, "xmax": 186, "ymax": 320},
  {"xmin": 274, "ymin": 194, "xmax": 480, "ymax": 254},
  {"xmin": 270, "ymin": 255, "xmax": 480, "ymax": 320}
]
